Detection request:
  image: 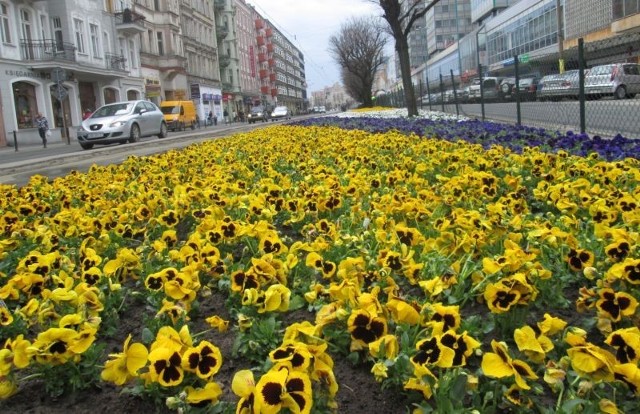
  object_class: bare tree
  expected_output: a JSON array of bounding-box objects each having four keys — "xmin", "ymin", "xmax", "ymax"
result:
[
  {"xmin": 372, "ymin": 0, "xmax": 440, "ymax": 116},
  {"xmin": 329, "ymin": 17, "xmax": 387, "ymax": 108}
]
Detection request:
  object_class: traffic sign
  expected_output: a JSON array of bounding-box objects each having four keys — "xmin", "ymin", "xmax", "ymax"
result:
[
  {"xmin": 55, "ymin": 84, "xmax": 68, "ymax": 101},
  {"xmin": 519, "ymin": 54, "xmax": 529, "ymax": 63}
]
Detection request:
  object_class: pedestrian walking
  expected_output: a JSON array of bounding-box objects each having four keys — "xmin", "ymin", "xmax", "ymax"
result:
[
  {"xmin": 207, "ymin": 110, "xmax": 213, "ymax": 126},
  {"xmin": 35, "ymin": 112, "xmax": 49, "ymax": 147},
  {"xmin": 224, "ymin": 109, "xmax": 229, "ymax": 124}
]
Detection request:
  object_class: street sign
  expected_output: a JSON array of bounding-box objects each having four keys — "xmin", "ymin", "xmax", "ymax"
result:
[
  {"xmin": 519, "ymin": 54, "xmax": 529, "ymax": 64},
  {"xmin": 52, "ymin": 67, "xmax": 67, "ymax": 82},
  {"xmin": 55, "ymin": 84, "xmax": 68, "ymax": 101}
]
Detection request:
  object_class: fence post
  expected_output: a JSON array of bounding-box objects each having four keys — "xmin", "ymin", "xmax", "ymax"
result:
[
  {"xmin": 439, "ymin": 73, "xmax": 445, "ymax": 112},
  {"xmin": 578, "ymin": 38, "xmax": 586, "ymax": 134},
  {"xmin": 514, "ymin": 55, "xmax": 521, "ymax": 126},
  {"xmin": 426, "ymin": 77, "xmax": 432, "ymax": 111},
  {"xmin": 451, "ymin": 69, "xmax": 459, "ymax": 118},
  {"xmin": 13, "ymin": 130, "xmax": 18, "ymax": 151},
  {"xmin": 478, "ymin": 64, "xmax": 485, "ymax": 121}
]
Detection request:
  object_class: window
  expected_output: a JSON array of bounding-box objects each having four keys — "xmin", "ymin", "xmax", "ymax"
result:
[
  {"xmin": 154, "ymin": 0, "xmax": 160, "ymax": 11},
  {"xmin": 52, "ymin": 17, "xmax": 63, "ymax": 51},
  {"xmin": 1, "ymin": 3, "xmax": 12, "ymax": 43},
  {"xmin": 74, "ymin": 18, "xmax": 86, "ymax": 54},
  {"xmin": 13, "ymin": 81, "xmax": 39, "ymax": 129},
  {"xmin": 156, "ymin": 31, "xmax": 163, "ymax": 55},
  {"xmin": 129, "ymin": 40, "xmax": 136, "ymax": 68},
  {"xmin": 90, "ymin": 23, "xmax": 100, "ymax": 57}
]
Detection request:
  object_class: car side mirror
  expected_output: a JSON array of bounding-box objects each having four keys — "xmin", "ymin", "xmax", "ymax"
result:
[{"xmin": 138, "ymin": 109, "xmax": 147, "ymax": 115}]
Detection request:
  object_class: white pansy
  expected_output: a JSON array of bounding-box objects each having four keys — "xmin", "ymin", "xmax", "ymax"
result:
[{"xmin": 337, "ymin": 108, "xmax": 469, "ymax": 122}]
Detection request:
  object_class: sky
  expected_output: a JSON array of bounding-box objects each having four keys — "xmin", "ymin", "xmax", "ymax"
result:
[{"xmin": 248, "ymin": 0, "xmax": 392, "ymax": 93}]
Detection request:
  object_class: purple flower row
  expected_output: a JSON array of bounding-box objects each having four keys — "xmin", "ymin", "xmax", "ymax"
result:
[{"xmin": 291, "ymin": 117, "xmax": 640, "ymax": 161}]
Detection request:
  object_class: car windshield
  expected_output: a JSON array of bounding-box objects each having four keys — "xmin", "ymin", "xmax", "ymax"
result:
[
  {"xmin": 160, "ymin": 106, "xmax": 180, "ymax": 115},
  {"xmin": 251, "ymin": 107, "xmax": 263, "ymax": 113},
  {"xmin": 92, "ymin": 103, "xmax": 134, "ymax": 118}
]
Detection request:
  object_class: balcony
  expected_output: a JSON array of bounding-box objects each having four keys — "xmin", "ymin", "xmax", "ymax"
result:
[
  {"xmin": 265, "ymin": 28, "xmax": 273, "ymax": 37},
  {"xmin": 259, "ymin": 69, "xmax": 268, "ymax": 79},
  {"xmin": 271, "ymin": 88, "xmax": 278, "ymax": 97},
  {"xmin": 266, "ymin": 43, "xmax": 274, "ymax": 53},
  {"xmin": 219, "ymin": 53, "xmax": 231, "ymax": 67},
  {"xmin": 261, "ymin": 85, "xmax": 270, "ymax": 94},
  {"xmin": 20, "ymin": 39, "xmax": 76, "ymax": 63},
  {"xmin": 269, "ymin": 73, "xmax": 276, "ymax": 82},
  {"xmin": 257, "ymin": 36, "xmax": 265, "ymax": 46},
  {"xmin": 106, "ymin": 53, "xmax": 127, "ymax": 71},
  {"xmin": 216, "ymin": 23, "xmax": 229, "ymax": 40},
  {"xmin": 258, "ymin": 52, "xmax": 267, "ymax": 63},
  {"xmin": 268, "ymin": 58, "xmax": 275, "ymax": 67},
  {"xmin": 114, "ymin": 8, "xmax": 146, "ymax": 36},
  {"xmin": 255, "ymin": 19, "xmax": 264, "ymax": 29}
]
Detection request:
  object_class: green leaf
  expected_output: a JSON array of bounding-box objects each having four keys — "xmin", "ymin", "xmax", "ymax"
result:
[
  {"xmin": 141, "ymin": 327, "xmax": 154, "ymax": 344},
  {"xmin": 288, "ymin": 294, "xmax": 306, "ymax": 311},
  {"xmin": 560, "ymin": 398, "xmax": 587, "ymax": 413},
  {"xmin": 449, "ymin": 373, "xmax": 467, "ymax": 400}
]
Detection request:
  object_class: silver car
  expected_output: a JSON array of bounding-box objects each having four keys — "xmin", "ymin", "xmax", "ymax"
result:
[
  {"xmin": 77, "ymin": 100, "xmax": 168, "ymax": 150},
  {"xmin": 270, "ymin": 106, "xmax": 291, "ymax": 121},
  {"xmin": 537, "ymin": 70, "xmax": 580, "ymax": 101},
  {"xmin": 585, "ymin": 63, "xmax": 640, "ymax": 99}
]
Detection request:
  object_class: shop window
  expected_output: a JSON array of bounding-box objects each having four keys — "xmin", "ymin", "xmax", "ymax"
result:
[
  {"xmin": 50, "ymin": 84, "xmax": 71, "ymax": 131},
  {"xmin": 13, "ymin": 81, "xmax": 39, "ymax": 129}
]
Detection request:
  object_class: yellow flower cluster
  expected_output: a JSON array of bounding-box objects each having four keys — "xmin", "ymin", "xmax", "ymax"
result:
[{"xmin": 1, "ymin": 123, "xmax": 639, "ymax": 411}]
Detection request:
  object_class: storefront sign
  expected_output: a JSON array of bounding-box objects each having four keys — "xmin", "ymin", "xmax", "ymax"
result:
[
  {"xmin": 5, "ymin": 70, "xmax": 50, "ymax": 79},
  {"xmin": 190, "ymin": 83, "xmax": 201, "ymax": 99},
  {"xmin": 249, "ymin": 46, "xmax": 256, "ymax": 77}
]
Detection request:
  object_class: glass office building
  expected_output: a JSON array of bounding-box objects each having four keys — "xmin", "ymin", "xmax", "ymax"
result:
[{"xmin": 485, "ymin": 0, "xmax": 558, "ymax": 66}]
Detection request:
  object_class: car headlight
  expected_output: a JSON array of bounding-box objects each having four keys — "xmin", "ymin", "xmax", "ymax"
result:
[
  {"xmin": 109, "ymin": 121, "xmax": 127, "ymax": 127},
  {"xmin": 77, "ymin": 125, "xmax": 87, "ymax": 132}
]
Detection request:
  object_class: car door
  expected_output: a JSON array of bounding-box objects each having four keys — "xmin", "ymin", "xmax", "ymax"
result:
[
  {"xmin": 624, "ymin": 64, "xmax": 640, "ymax": 94},
  {"xmin": 132, "ymin": 102, "xmax": 148, "ymax": 136},
  {"xmin": 144, "ymin": 102, "xmax": 161, "ymax": 134}
]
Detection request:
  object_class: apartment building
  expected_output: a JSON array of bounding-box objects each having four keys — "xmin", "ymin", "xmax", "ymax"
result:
[
  {"xmin": 253, "ymin": 14, "xmax": 306, "ymax": 113},
  {"xmin": 0, "ymin": 0, "xmax": 145, "ymax": 146},
  {"xmin": 234, "ymin": 0, "xmax": 261, "ymax": 116}
]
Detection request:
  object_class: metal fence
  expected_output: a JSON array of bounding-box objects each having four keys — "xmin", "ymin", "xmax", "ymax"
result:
[{"xmin": 377, "ymin": 37, "xmax": 640, "ymax": 141}]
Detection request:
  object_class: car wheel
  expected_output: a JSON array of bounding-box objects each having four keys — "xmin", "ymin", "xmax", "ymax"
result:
[
  {"xmin": 129, "ymin": 123, "xmax": 140, "ymax": 143},
  {"xmin": 80, "ymin": 142, "xmax": 94, "ymax": 150},
  {"xmin": 615, "ymin": 86, "xmax": 627, "ymax": 100},
  {"xmin": 158, "ymin": 122, "xmax": 168, "ymax": 138}
]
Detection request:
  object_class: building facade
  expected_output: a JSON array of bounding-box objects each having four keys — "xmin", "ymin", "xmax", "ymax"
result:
[
  {"xmin": 134, "ymin": 0, "xmax": 188, "ymax": 104},
  {"xmin": 215, "ymin": 0, "xmax": 240, "ymax": 120},
  {"xmin": 564, "ymin": 0, "xmax": 640, "ymax": 65},
  {"xmin": 234, "ymin": 0, "xmax": 261, "ymax": 116},
  {"xmin": 180, "ymin": 0, "xmax": 222, "ymax": 123},
  {"xmin": 1, "ymin": 0, "xmax": 144, "ymax": 146},
  {"xmin": 253, "ymin": 14, "xmax": 306, "ymax": 113}
]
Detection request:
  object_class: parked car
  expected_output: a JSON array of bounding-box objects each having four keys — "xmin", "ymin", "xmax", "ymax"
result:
[
  {"xmin": 498, "ymin": 77, "xmax": 516, "ymax": 100},
  {"xmin": 247, "ymin": 105, "xmax": 269, "ymax": 123},
  {"xmin": 585, "ymin": 63, "xmax": 640, "ymax": 99},
  {"xmin": 537, "ymin": 70, "xmax": 580, "ymax": 101},
  {"xmin": 467, "ymin": 77, "xmax": 502, "ymax": 102},
  {"xmin": 77, "ymin": 100, "xmax": 167, "ymax": 150},
  {"xmin": 517, "ymin": 76, "xmax": 541, "ymax": 101},
  {"xmin": 443, "ymin": 89, "xmax": 465, "ymax": 103},
  {"xmin": 270, "ymin": 106, "xmax": 291, "ymax": 121},
  {"xmin": 498, "ymin": 75, "xmax": 540, "ymax": 101}
]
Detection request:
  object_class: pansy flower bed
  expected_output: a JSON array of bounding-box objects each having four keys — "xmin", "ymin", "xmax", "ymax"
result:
[{"xmin": 1, "ymin": 108, "xmax": 639, "ymax": 413}]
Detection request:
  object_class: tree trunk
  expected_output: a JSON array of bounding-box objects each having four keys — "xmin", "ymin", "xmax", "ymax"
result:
[{"xmin": 396, "ymin": 37, "xmax": 417, "ymax": 116}]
